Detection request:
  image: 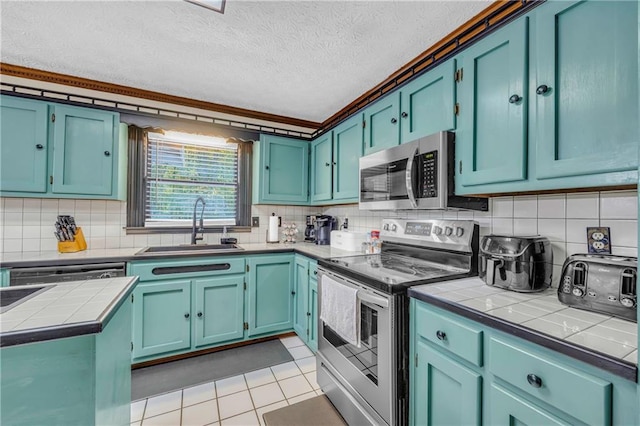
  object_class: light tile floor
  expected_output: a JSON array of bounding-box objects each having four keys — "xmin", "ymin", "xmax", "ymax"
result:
[{"xmin": 131, "ymin": 336, "xmax": 323, "ymax": 426}]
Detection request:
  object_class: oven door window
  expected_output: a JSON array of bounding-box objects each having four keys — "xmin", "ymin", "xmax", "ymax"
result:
[
  {"xmin": 360, "ymin": 159, "xmax": 408, "ymax": 202},
  {"xmin": 322, "ymin": 302, "xmax": 379, "ymax": 385}
]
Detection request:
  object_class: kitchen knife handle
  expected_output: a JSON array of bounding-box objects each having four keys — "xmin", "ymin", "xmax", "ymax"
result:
[{"xmin": 527, "ymin": 373, "xmax": 543, "ymax": 388}]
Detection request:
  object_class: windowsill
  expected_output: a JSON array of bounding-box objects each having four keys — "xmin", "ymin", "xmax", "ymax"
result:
[{"xmin": 125, "ymin": 226, "xmax": 252, "ymax": 235}]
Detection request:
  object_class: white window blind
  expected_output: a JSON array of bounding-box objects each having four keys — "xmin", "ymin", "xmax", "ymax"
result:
[{"xmin": 145, "ymin": 132, "xmax": 238, "ymax": 226}]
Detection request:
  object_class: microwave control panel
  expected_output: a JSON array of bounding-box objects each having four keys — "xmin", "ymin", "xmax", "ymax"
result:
[{"xmin": 419, "ymin": 151, "xmax": 438, "ymax": 198}]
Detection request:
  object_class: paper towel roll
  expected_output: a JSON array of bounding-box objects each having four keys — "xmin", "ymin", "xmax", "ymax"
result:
[{"xmin": 267, "ymin": 215, "xmax": 279, "ymax": 242}]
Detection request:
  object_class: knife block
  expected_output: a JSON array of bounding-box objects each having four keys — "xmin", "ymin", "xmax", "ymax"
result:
[{"xmin": 57, "ymin": 227, "xmax": 88, "ymax": 253}]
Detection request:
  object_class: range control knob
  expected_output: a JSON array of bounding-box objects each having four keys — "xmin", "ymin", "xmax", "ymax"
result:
[
  {"xmin": 433, "ymin": 226, "xmax": 443, "ymax": 236},
  {"xmin": 391, "ymin": 224, "xmax": 398, "ymax": 232},
  {"xmin": 620, "ymin": 297, "xmax": 636, "ymax": 308},
  {"xmin": 455, "ymin": 227, "xmax": 464, "ymax": 237},
  {"xmin": 383, "ymin": 223, "xmax": 389, "ymax": 231},
  {"xmin": 444, "ymin": 227, "xmax": 453, "ymax": 236},
  {"xmin": 572, "ymin": 288, "xmax": 584, "ymax": 297}
]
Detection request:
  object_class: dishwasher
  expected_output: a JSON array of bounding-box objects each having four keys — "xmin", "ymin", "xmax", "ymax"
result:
[{"xmin": 8, "ymin": 262, "xmax": 126, "ymax": 286}]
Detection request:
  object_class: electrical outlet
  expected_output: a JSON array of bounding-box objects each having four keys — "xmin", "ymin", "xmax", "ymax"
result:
[
  {"xmin": 587, "ymin": 227, "xmax": 611, "ymax": 254},
  {"xmin": 252, "ymin": 217, "xmax": 260, "ymax": 227}
]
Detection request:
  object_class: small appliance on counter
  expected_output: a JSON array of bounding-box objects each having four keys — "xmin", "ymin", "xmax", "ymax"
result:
[
  {"xmin": 558, "ymin": 254, "xmax": 637, "ymax": 322},
  {"xmin": 479, "ymin": 235, "xmax": 553, "ymax": 292},
  {"xmin": 304, "ymin": 215, "xmax": 316, "ymax": 242},
  {"xmin": 315, "ymin": 215, "xmax": 337, "ymax": 245},
  {"xmin": 330, "ymin": 230, "xmax": 368, "ymax": 252}
]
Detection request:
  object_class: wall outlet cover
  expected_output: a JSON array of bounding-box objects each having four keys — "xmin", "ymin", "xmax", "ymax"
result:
[
  {"xmin": 587, "ymin": 227, "xmax": 611, "ymax": 254},
  {"xmin": 252, "ymin": 217, "xmax": 260, "ymax": 227}
]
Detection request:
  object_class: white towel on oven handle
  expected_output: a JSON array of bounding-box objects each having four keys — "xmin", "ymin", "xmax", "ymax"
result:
[{"xmin": 320, "ymin": 274, "xmax": 361, "ymax": 347}]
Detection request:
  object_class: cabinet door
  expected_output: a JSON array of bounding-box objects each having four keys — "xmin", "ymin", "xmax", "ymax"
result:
[
  {"xmin": 247, "ymin": 255, "xmax": 294, "ymax": 337},
  {"xmin": 310, "ymin": 133, "xmax": 333, "ymax": 203},
  {"xmin": 400, "ymin": 59, "xmax": 456, "ymax": 143},
  {"xmin": 132, "ymin": 280, "xmax": 191, "ymax": 359},
  {"xmin": 534, "ymin": 0, "xmax": 638, "ymax": 179},
  {"xmin": 51, "ymin": 105, "xmax": 116, "ymax": 195},
  {"xmin": 333, "ymin": 115, "xmax": 363, "ymax": 202},
  {"xmin": 308, "ymin": 275, "xmax": 318, "ymax": 353},
  {"xmin": 259, "ymin": 135, "xmax": 309, "ymax": 203},
  {"xmin": 363, "ymin": 92, "xmax": 400, "ymax": 155},
  {"xmin": 489, "ymin": 384, "xmax": 570, "ymax": 426},
  {"xmin": 412, "ymin": 341, "xmax": 482, "ymax": 426},
  {"xmin": 0, "ymin": 96, "xmax": 48, "ymax": 193},
  {"xmin": 293, "ymin": 257, "xmax": 309, "ymax": 340},
  {"xmin": 458, "ymin": 18, "xmax": 528, "ymax": 187},
  {"xmin": 193, "ymin": 276, "xmax": 244, "ymax": 347}
]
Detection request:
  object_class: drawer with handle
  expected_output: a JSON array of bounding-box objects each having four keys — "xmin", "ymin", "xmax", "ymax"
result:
[
  {"xmin": 489, "ymin": 337, "xmax": 612, "ymax": 425},
  {"xmin": 129, "ymin": 257, "xmax": 246, "ymax": 281},
  {"xmin": 414, "ymin": 301, "xmax": 483, "ymax": 366}
]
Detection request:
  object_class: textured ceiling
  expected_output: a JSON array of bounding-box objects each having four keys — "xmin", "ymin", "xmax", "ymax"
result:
[{"xmin": 1, "ymin": 0, "xmax": 491, "ymax": 123}]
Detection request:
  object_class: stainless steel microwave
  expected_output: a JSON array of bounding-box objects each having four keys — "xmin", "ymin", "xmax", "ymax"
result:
[{"xmin": 359, "ymin": 131, "xmax": 488, "ymax": 211}]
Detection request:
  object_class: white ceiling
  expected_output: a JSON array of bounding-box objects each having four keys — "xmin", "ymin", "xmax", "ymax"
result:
[{"xmin": 1, "ymin": 0, "xmax": 491, "ymax": 124}]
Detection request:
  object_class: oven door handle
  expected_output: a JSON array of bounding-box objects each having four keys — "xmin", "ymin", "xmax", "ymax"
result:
[
  {"xmin": 357, "ymin": 290, "xmax": 389, "ymax": 309},
  {"xmin": 405, "ymin": 146, "xmax": 419, "ymax": 208}
]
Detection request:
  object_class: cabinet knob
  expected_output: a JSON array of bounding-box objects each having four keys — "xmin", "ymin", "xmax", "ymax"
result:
[
  {"xmin": 401, "ymin": 112, "xmax": 408, "ymax": 118},
  {"xmin": 313, "ymin": 271, "xmax": 317, "ymax": 275},
  {"xmin": 36, "ymin": 144, "xmax": 44, "ymax": 150},
  {"xmin": 536, "ymin": 84, "xmax": 550, "ymax": 95},
  {"xmin": 307, "ymin": 312, "xmax": 311, "ymax": 316},
  {"xmin": 265, "ymin": 165, "xmax": 269, "ymax": 170},
  {"xmin": 325, "ymin": 162, "xmax": 330, "ymax": 167},
  {"xmin": 291, "ymin": 291, "xmax": 296, "ymax": 295},
  {"xmin": 104, "ymin": 151, "xmax": 111, "ymax": 157},
  {"xmin": 527, "ymin": 373, "xmax": 543, "ymax": 388},
  {"xmin": 390, "ymin": 117, "xmax": 398, "ymax": 124},
  {"xmin": 436, "ymin": 330, "xmax": 447, "ymax": 341},
  {"xmin": 184, "ymin": 313, "xmax": 190, "ymax": 319},
  {"xmin": 197, "ymin": 312, "xmax": 203, "ymax": 318},
  {"xmin": 508, "ymin": 94, "xmax": 522, "ymax": 104}
]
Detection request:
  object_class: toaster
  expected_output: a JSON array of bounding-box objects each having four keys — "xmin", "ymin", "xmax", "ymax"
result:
[
  {"xmin": 558, "ymin": 254, "xmax": 637, "ymax": 322},
  {"xmin": 479, "ymin": 235, "xmax": 553, "ymax": 292}
]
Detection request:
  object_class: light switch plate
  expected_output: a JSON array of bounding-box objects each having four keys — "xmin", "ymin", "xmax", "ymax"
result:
[
  {"xmin": 587, "ymin": 227, "xmax": 611, "ymax": 254},
  {"xmin": 252, "ymin": 217, "xmax": 260, "ymax": 227}
]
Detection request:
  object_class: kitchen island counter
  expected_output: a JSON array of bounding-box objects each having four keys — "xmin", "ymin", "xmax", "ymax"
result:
[
  {"xmin": 409, "ymin": 277, "xmax": 637, "ymax": 381},
  {"xmin": 0, "ymin": 276, "xmax": 138, "ymax": 347}
]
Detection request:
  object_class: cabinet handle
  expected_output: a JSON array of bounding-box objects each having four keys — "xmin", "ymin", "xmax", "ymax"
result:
[
  {"xmin": 307, "ymin": 312, "xmax": 311, "ymax": 316},
  {"xmin": 197, "ymin": 312, "xmax": 203, "ymax": 318},
  {"xmin": 508, "ymin": 94, "xmax": 521, "ymax": 104},
  {"xmin": 104, "ymin": 151, "xmax": 111, "ymax": 157},
  {"xmin": 184, "ymin": 313, "xmax": 190, "ymax": 319},
  {"xmin": 536, "ymin": 85, "xmax": 550, "ymax": 95},
  {"xmin": 291, "ymin": 291, "xmax": 296, "ymax": 295},
  {"xmin": 401, "ymin": 112, "xmax": 408, "ymax": 118},
  {"xmin": 265, "ymin": 165, "xmax": 269, "ymax": 170},
  {"xmin": 36, "ymin": 144, "xmax": 44, "ymax": 150},
  {"xmin": 325, "ymin": 162, "xmax": 330, "ymax": 167},
  {"xmin": 314, "ymin": 271, "xmax": 317, "ymax": 275},
  {"xmin": 526, "ymin": 373, "xmax": 543, "ymax": 388},
  {"xmin": 332, "ymin": 162, "xmax": 336, "ymax": 166},
  {"xmin": 436, "ymin": 330, "xmax": 447, "ymax": 341},
  {"xmin": 390, "ymin": 118, "xmax": 398, "ymax": 124}
]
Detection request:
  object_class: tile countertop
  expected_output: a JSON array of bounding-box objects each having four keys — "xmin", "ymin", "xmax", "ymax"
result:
[
  {"xmin": 409, "ymin": 277, "xmax": 637, "ymax": 378},
  {"xmin": 0, "ymin": 276, "xmax": 138, "ymax": 347},
  {"xmin": 0, "ymin": 242, "xmax": 358, "ymax": 268}
]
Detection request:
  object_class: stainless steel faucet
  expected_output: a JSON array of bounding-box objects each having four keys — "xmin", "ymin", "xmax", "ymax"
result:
[{"xmin": 191, "ymin": 196, "xmax": 206, "ymax": 245}]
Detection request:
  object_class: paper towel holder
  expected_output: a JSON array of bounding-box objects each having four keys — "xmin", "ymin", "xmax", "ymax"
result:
[{"xmin": 266, "ymin": 213, "xmax": 280, "ymax": 244}]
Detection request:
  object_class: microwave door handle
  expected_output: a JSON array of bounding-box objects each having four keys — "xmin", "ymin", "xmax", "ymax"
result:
[
  {"xmin": 405, "ymin": 147, "xmax": 419, "ymax": 208},
  {"xmin": 357, "ymin": 290, "xmax": 389, "ymax": 309}
]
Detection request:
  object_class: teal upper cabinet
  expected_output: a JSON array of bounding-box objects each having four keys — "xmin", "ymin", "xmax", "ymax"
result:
[
  {"xmin": 253, "ymin": 134, "xmax": 309, "ymax": 204},
  {"xmin": 246, "ymin": 254, "xmax": 294, "ymax": 337},
  {"xmin": 533, "ymin": 0, "xmax": 638, "ymax": 180},
  {"xmin": 193, "ymin": 276, "xmax": 244, "ymax": 347},
  {"xmin": 457, "ymin": 17, "xmax": 529, "ymax": 188},
  {"xmin": 310, "ymin": 132, "xmax": 333, "ymax": 203},
  {"xmin": 310, "ymin": 114, "xmax": 363, "ymax": 205},
  {"xmin": 363, "ymin": 92, "xmax": 400, "ymax": 155},
  {"xmin": 400, "ymin": 59, "xmax": 457, "ymax": 143},
  {"xmin": 51, "ymin": 105, "xmax": 116, "ymax": 196},
  {"xmin": 0, "ymin": 95, "xmax": 125, "ymax": 200},
  {"xmin": 0, "ymin": 96, "xmax": 48, "ymax": 193}
]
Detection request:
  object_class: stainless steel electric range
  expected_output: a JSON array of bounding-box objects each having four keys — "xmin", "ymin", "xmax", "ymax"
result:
[{"xmin": 316, "ymin": 219, "xmax": 479, "ymax": 426}]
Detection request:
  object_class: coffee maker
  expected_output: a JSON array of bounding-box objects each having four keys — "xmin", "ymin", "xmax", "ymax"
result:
[
  {"xmin": 304, "ymin": 215, "xmax": 316, "ymax": 242},
  {"xmin": 315, "ymin": 215, "xmax": 337, "ymax": 245}
]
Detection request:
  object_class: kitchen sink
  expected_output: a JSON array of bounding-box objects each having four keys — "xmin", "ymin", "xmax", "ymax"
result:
[
  {"xmin": 0, "ymin": 285, "xmax": 53, "ymax": 313},
  {"xmin": 135, "ymin": 244, "xmax": 244, "ymax": 256}
]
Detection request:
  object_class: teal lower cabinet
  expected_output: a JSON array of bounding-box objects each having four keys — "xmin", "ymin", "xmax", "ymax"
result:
[
  {"xmin": 246, "ymin": 254, "xmax": 294, "ymax": 337},
  {"xmin": 193, "ymin": 276, "xmax": 244, "ymax": 347},
  {"xmin": 1, "ymin": 299, "xmax": 132, "ymax": 426},
  {"xmin": 292, "ymin": 254, "xmax": 318, "ymax": 352},
  {"xmin": 409, "ymin": 299, "xmax": 638, "ymax": 426},
  {"xmin": 0, "ymin": 269, "xmax": 9, "ymax": 287}
]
